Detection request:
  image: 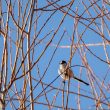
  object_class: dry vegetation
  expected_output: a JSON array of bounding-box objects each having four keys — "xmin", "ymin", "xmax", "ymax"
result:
[{"xmin": 0, "ymin": 0, "xmax": 110, "ymax": 109}]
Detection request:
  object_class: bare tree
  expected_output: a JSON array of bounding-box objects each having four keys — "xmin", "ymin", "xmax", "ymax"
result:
[{"xmin": 0, "ymin": 0, "xmax": 110, "ymax": 110}]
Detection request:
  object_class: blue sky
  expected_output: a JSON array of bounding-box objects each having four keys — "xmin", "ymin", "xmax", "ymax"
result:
[{"xmin": 1, "ymin": 0, "xmax": 110, "ymax": 109}]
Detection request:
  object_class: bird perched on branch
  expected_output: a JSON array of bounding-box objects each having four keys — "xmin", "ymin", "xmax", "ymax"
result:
[{"xmin": 58, "ymin": 60, "xmax": 89, "ymax": 86}]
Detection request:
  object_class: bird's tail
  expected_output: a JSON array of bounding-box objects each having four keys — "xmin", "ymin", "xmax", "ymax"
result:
[{"xmin": 73, "ymin": 76, "xmax": 89, "ymax": 86}]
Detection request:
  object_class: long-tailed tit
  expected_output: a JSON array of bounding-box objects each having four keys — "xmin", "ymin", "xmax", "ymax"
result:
[{"xmin": 58, "ymin": 60, "xmax": 89, "ymax": 86}]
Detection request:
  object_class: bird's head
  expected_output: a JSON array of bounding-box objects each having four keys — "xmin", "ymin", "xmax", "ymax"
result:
[{"xmin": 59, "ymin": 60, "xmax": 67, "ymax": 66}]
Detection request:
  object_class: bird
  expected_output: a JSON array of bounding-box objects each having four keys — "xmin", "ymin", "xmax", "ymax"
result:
[{"xmin": 58, "ymin": 60, "xmax": 89, "ymax": 86}]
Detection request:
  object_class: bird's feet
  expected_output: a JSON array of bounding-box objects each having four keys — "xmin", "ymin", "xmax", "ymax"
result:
[{"xmin": 62, "ymin": 80, "xmax": 65, "ymax": 84}]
